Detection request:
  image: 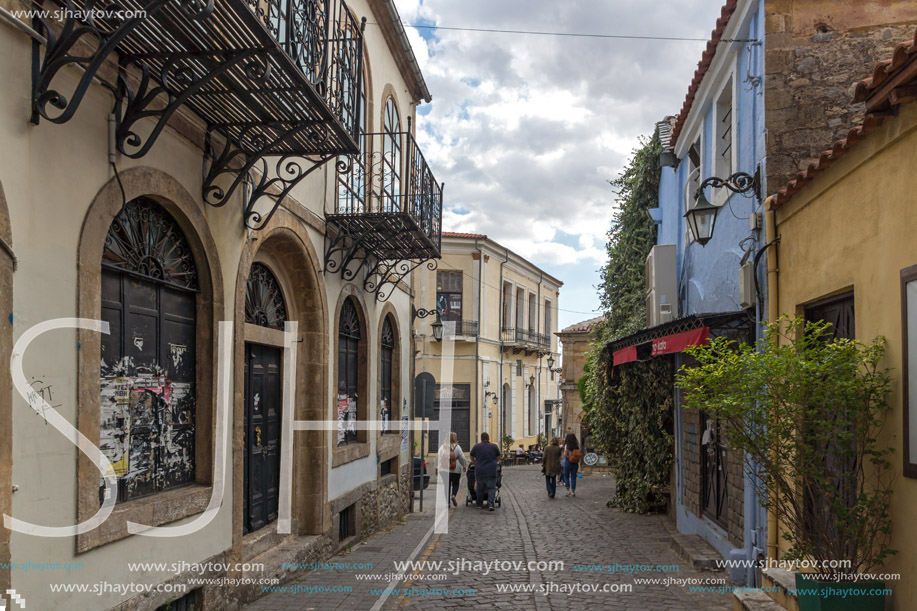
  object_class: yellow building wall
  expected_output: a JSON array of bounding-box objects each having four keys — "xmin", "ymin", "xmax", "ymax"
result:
[{"xmin": 773, "ymin": 100, "xmax": 917, "ymax": 608}]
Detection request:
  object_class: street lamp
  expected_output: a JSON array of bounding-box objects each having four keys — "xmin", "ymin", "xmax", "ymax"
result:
[
  {"xmin": 529, "ymin": 374, "xmax": 535, "ymax": 388},
  {"xmin": 546, "ymin": 355, "xmax": 555, "ymax": 369},
  {"xmin": 687, "ymin": 169, "xmax": 761, "ymax": 247},
  {"xmin": 412, "ymin": 305, "xmax": 443, "ymax": 341}
]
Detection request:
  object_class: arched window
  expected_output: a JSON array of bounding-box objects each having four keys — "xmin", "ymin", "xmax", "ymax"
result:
[
  {"xmin": 338, "ymin": 298, "xmax": 362, "ymax": 446},
  {"xmin": 381, "ymin": 98, "xmax": 402, "ymax": 213},
  {"xmin": 380, "ymin": 316, "xmax": 395, "ymax": 434},
  {"xmin": 245, "ymin": 262, "xmax": 287, "ymax": 329},
  {"xmin": 100, "ymin": 198, "xmax": 198, "ymax": 501},
  {"xmin": 337, "ymin": 56, "xmax": 367, "ymax": 214}
]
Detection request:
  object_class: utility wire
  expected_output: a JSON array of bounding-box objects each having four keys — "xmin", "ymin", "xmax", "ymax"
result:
[
  {"xmin": 430, "ymin": 259, "xmax": 605, "ymax": 318},
  {"xmin": 368, "ymin": 21, "xmax": 754, "ymax": 43}
]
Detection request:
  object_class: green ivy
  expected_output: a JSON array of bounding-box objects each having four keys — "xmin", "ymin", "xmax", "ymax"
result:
[{"xmin": 580, "ymin": 131, "xmax": 673, "ymax": 513}]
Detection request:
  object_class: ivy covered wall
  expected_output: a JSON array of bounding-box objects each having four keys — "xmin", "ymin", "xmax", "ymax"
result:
[{"xmin": 583, "ymin": 131, "xmax": 675, "ymax": 513}]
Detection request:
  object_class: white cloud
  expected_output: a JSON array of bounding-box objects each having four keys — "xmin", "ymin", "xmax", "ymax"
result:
[{"xmin": 394, "ymin": 0, "xmax": 729, "ymax": 325}]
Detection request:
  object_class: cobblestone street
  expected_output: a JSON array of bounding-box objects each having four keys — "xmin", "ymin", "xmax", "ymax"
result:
[{"xmin": 245, "ymin": 466, "xmax": 732, "ymax": 610}]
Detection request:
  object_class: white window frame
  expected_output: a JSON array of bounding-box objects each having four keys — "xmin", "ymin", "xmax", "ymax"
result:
[{"xmin": 712, "ymin": 63, "xmax": 738, "ymax": 206}]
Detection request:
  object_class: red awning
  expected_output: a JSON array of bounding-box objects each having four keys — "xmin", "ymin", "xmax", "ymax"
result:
[
  {"xmin": 651, "ymin": 327, "xmax": 710, "ymax": 356},
  {"xmin": 612, "ymin": 345, "xmax": 638, "ymax": 366}
]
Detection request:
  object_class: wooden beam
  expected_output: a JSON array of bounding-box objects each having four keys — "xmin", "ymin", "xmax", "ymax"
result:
[{"xmin": 890, "ymin": 83, "xmax": 917, "ymax": 107}]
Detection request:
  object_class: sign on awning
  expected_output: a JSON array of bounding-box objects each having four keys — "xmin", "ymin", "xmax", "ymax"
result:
[
  {"xmin": 612, "ymin": 327, "xmax": 711, "ymax": 367},
  {"xmin": 651, "ymin": 327, "xmax": 710, "ymax": 356},
  {"xmin": 612, "ymin": 345, "xmax": 638, "ymax": 366}
]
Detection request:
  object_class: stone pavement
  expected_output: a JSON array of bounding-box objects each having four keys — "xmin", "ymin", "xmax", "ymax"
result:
[{"xmin": 243, "ymin": 466, "xmax": 733, "ymax": 610}]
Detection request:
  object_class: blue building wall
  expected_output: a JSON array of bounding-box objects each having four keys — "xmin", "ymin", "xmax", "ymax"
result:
[{"xmin": 652, "ymin": 0, "xmax": 768, "ymax": 586}]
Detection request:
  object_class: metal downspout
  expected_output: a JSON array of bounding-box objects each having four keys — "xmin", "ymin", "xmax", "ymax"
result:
[
  {"xmin": 498, "ymin": 248, "xmax": 509, "ymax": 444},
  {"xmin": 474, "ymin": 237, "xmax": 483, "ymax": 441},
  {"xmin": 764, "ymin": 196, "xmax": 780, "ymax": 560}
]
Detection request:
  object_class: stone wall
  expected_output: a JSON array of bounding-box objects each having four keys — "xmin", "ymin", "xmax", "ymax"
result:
[
  {"xmin": 682, "ymin": 408, "xmax": 744, "ymax": 548},
  {"xmin": 764, "ymin": 0, "xmax": 917, "ymax": 191},
  {"xmin": 683, "ymin": 408, "xmax": 702, "ymax": 517}
]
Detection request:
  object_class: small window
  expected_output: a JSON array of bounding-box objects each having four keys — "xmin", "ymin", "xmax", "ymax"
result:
[
  {"xmin": 339, "ymin": 504, "xmax": 355, "ymax": 542},
  {"xmin": 381, "ymin": 457, "xmax": 396, "ymax": 477},
  {"xmin": 157, "ymin": 589, "xmax": 200, "ymax": 611}
]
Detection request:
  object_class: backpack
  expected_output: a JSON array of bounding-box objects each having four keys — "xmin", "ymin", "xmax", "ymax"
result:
[
  {"xmin": 448, "ymin": 445, "xmax": 457, "ymax": 471},
  {"xmin": 569, "ymin": 449, "xmax": 582, "ymax": 464}
]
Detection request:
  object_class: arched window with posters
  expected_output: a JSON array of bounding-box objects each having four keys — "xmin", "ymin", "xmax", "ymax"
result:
[
  {"xmin": 99, "ymin": 197, "xmax": 199, "ymax": 502},
  {"xmin": 338, "ymin": 297, "xmax": 363, "ymax": 446}
]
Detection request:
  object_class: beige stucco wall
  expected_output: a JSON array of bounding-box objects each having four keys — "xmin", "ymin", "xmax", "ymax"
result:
[
  {"xmin": 773, "ymin": 100, "xmax": 917, "ymax": 609},
  {"xmin": 0, "ymin": 0, "xmax": 423, "ymax": 606},
  {"xmin": 414, "ymin": 237, "xmax": 562, "ymax": 454}
]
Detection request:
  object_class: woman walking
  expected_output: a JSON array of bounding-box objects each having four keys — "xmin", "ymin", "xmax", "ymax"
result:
[
  {"xmin": 436, "ymin": 432, "xmax": 467, "ymax": 506},
  {"xmin": 542, "ymin": 437, "xmax": 563, "ymax": 498},
  {"xmin": 562, "ymin": 433, "xmax": 582, "ymax": 497}
]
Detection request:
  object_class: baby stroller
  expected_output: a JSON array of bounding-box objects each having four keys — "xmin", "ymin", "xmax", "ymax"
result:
[{"xmin": 464, "ymin": 463, "xmax": 503, "ymax": 507}]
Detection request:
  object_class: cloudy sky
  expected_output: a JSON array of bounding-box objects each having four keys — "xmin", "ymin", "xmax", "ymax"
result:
[{"xmin": 390, "ymin": 0, "xmax": 728, "ymax": 330}]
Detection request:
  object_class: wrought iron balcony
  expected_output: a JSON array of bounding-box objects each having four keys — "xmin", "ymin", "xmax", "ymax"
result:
[
  {"xmin": 30, "ymin": 0, "xmax": 364, "ymax": 229},
  {"xmin": 442, "ymin": 320, "xmax": 478, "ymax": 338},
  {"xmin": 324, "ymin": 129, "xmax": 443, "ymax": 301},
  {"xmin": 501, "ymin": 328, "xmax": 550, "ymax": 353}
]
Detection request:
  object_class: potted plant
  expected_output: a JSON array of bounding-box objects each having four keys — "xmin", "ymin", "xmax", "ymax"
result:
[
  {"xmin": 677, "ymin": 317, "xmax": 895, "ymax": 611},
  {"xmin": 501, "ymin": 435, "xmax": 515, "ymax": 457}
]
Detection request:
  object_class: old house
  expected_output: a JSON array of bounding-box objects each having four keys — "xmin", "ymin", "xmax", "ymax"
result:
[
  {"xmin": 766, "ymin": 27, "xmax": 917, "ymax": 609},
  {"xmin": 603, "ymin": 0, "xmax": 917, "ymax": 587},
  {"xmin": 412, "ymin": 233, "xmax": 562, "ymax": 455},
  {"xmin": 0, "ymin": 0, "xmax": 442, "ymax": 608}
]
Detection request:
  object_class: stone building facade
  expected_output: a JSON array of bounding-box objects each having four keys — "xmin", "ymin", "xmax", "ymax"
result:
[
  {"xmin": 555, "ymin": 316, "xmax": 603, "ymax": 444},
  {"xmin": 0, "ymin": 0, "xmax": 441, "ymax": 608},
  {"xmin": 764, "ymin": 0, "xmax": 917, "ymax": 190}
]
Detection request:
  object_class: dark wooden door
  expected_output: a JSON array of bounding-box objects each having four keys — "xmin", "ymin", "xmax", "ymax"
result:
[
  {"xmin": 701, "ymin": 412, "xmax": 728, "ymax": 529},
  {"xmin": 244, "ymin": 343, "xmax": 282, "ymax": 534}
]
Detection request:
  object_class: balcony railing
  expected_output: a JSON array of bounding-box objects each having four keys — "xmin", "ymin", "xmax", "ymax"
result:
[
  {"xmin": 501, "ymin": 328, "xmax": 550, "ymax": 352},
  {"xmin": 442, "ymin": 320, "xmax": 479, "ymax": 338},
  {"xmin": 333, "ymin": 130, "xmax": 443, "ymax": 256},
  {"xmin": 31, "ymin": 0, "xmax": 364, "ymax": 228},
  {"xmin": 324, "ymin": 129, "xmax": 443, "ymax": 301}
]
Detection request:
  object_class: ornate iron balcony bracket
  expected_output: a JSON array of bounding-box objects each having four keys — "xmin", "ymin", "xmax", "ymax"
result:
[
  {"xmin": 202, "ymin": 126, "xmax": 341, "ymax": 230},
  {"xmin": 29, "ymin": 0, "xmax": 193, "ymax": 125}
]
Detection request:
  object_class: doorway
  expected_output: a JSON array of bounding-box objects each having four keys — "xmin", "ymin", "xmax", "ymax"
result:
[{"xmin": 243, "ymin": 343, "xmax": 282, "ymax": 533}]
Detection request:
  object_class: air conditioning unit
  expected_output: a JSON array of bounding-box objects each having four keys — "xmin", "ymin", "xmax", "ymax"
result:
[
  {"xmin": 739, "ymin": 261, "xmax": 756, "ymax": 309},
  {"xmin": 646, "ymin": 245, "xmax": 678, "ymax": 327}
]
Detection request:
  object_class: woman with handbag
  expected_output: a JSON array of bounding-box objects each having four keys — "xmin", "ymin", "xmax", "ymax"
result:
[
  {"xmin": 542, "ymin": 437, "xmax": 563, "ymax": 498},
  {"xmin": 562, "ymin": 433, "xmax": 582, "ymax": 497},
  {"xmin": 436, "ymin": 431, "xmax": 467, "ymax": 506}
]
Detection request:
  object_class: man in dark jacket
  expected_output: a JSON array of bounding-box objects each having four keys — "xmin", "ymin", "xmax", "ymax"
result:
[
  {"xmin": 470, "ymin": 432, "xmax": 501, "ymax": 510},
  {"xmin": 542, "ymin": 437, "xmax": 563, "ymax": 498}
]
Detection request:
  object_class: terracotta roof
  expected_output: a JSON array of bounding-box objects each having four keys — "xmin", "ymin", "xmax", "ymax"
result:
[
  {"xmin": 559, "ymin": 315, "xmax": 605, "ymax": 334},
  {"xmin": 441, "ymin": 232, "xmax": 487, "ymax": 239},
  {"xmin": 670, "ymin": 0, "xmax": 738, "ymax": 148},
  {"xmin": 771, "ymin": 27, "xmax": 917, "ymax": 210},
  {"xmin": 853, "ymin": 28, "xmax": 917, "ymax": 110}
]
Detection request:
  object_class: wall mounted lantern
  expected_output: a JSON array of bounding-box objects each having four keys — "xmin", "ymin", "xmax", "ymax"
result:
[
  {"xmin": 412, "ymin": 305, "xmax": 443, "ymax": 341},
  {"xmin": 686, "ymin": 168, "xmax": 761, "ymax": 247}
]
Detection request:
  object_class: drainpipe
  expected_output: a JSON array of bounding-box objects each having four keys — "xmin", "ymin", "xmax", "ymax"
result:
[
  {"xmin": 537, "ymin": 271, "xmax": 543, "ymax": 440},
  {"xmin": 498, "ymin": 247, "xmax": 509, "ymax": 445},
  {"xmin": 764, "ymin": 196, "xmax": 779, "ymax": 560},
  {"xmin": 474, "ymin": 237, "xmax": 484, "ymax": 443}
]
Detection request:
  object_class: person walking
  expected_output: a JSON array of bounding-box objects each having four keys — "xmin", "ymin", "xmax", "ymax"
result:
[
  {"xmin": 469, "ymin": 432, "xmax": 501, "ymax": 510},
  {"xmin": 436, "ymin": 431, "xmax": 467, "ymax": 507},
  {"xmin": 542, "ymin": 437, "xmax": 563, "ymax": 499},
  {"xmin": 562, "ymin": 433, "xmax": 582, "ymax": 497}
]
